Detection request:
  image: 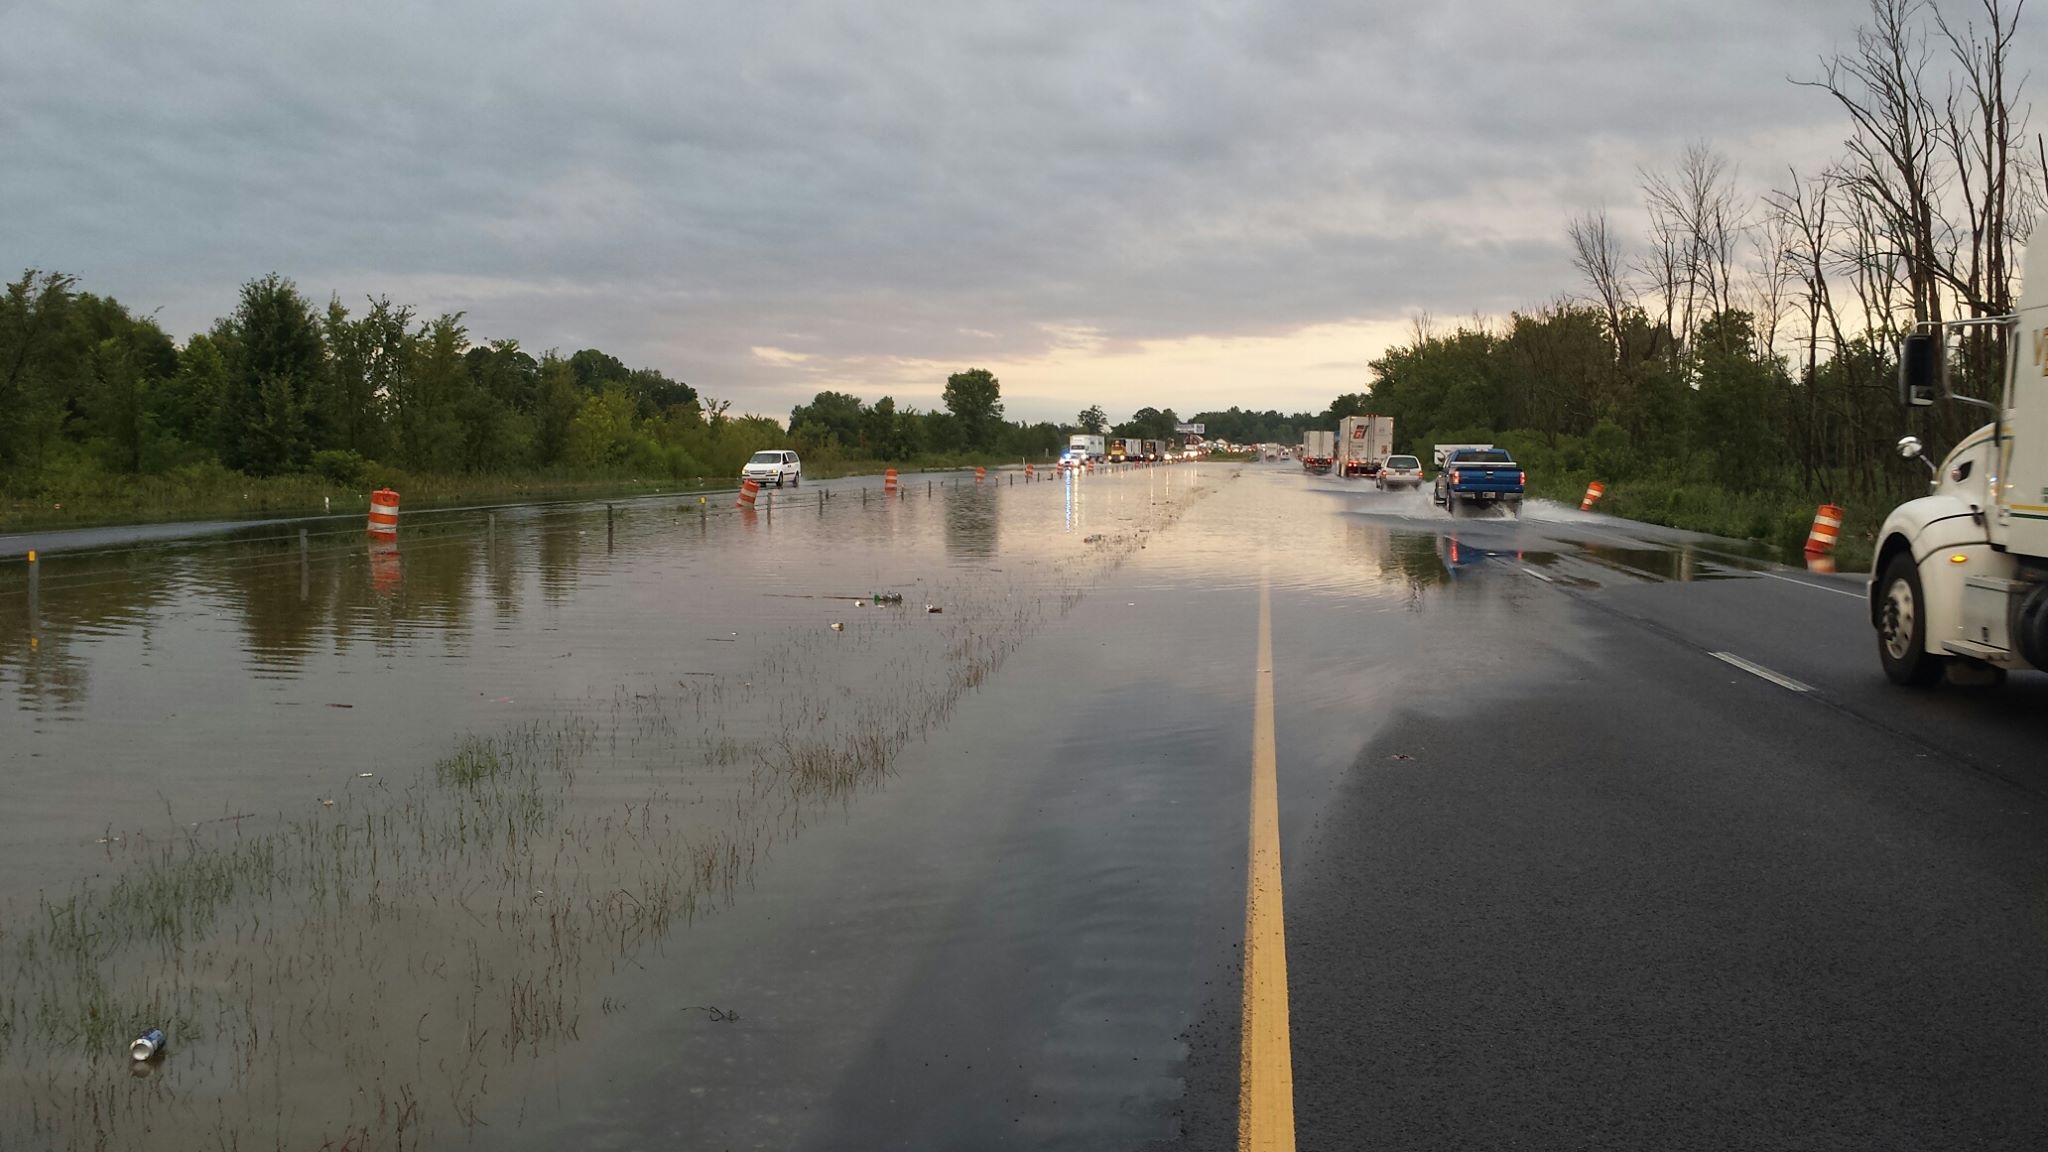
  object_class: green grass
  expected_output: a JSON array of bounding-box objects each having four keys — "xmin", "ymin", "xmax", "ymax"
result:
[{"xmin": 1526, "ymin": 472, "xmax": 1879, "ymax": 572}]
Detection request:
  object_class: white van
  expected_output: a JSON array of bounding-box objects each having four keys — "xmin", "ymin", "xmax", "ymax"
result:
[{"xmin": 741, "ymin": 450, "xmax": 802, "ymax": 487}]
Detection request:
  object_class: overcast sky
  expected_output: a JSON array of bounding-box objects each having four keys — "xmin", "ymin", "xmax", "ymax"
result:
[{"xmin": 3, "ymin": 0, "xmax": 1917, "ymax": 423}]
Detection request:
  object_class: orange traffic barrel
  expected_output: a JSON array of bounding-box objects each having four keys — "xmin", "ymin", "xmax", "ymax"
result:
[
  {"xmin": 1025, "ymin": 463, "xmax": 1035, "ymax": 480},
  {"xmin": 736, "ymin": 479, "xmax": 760, "ymax": 509},
  {"xmin": 884, "ymin": 468, "xmax": 898, "ymax": 492},
  {"xmin": 1805, "ymin": 504, "xmax": 1843, "ymax": 554},
  {"xmin": 367, "ymin": 488, "xmax": 400, "ymax": 537},
  {"xmin": 1580, "ymin": 482, "xmax": 1606, "ymax": 511},
  {"xmin": 1804, "ymin": 551, "xmax": 1838, "ymax": 574},
  {"xmin": 975, "ymin": 466, "xmax": 986, "ymax": 484}
]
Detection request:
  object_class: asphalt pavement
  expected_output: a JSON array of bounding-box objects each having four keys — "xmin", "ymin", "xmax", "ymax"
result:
[{"xmin": 480, "ymin": 463, "xmax": 2048, "ymax": 1149}]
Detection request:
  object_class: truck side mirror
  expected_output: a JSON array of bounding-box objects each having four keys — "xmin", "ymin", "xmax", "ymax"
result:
[
  {"xmin": 1897, "ymin": 435, "xmax": 1923, "ymax": 460},
  {"xmin": 1898, "ymin": 332, "xmax": 1941, "ymax": 408}
]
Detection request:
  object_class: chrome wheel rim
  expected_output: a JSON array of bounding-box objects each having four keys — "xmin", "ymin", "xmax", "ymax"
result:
[{"xmin": 1883, "ymin": 577, "xmax": 1916, "ymax": 661}]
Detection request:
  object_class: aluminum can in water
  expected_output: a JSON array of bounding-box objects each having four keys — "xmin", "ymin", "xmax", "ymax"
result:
[{"xmin": 129, "ymin": 1028, "xmax": 165, "ymax": 1061}]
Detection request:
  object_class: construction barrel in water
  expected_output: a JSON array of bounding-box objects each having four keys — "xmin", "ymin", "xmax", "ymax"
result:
[
  {"xmin": 976, "ymin": 467, "xmax": 986, "ymax": 484},
  {"xmin": 367, "ymin": 488, "xmax": 400, "ymax": 537},
  {"xmin": 884, "ymin": 468, "xmax": 898, "ymax": 493},
  {"xmin": 1580, "ymin": 482, "xmax": 1606, "ymax": 511},
  {"xmin": 1805, "ymin": 504, "xmax": 1843, "ymax": 555},
  {"xmin": 736, "ymin": 479, "xmax": 760, "ymax": 509}
]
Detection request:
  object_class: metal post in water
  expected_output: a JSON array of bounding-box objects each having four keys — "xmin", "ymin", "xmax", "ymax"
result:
[
  {"xmin": 299, "ymin": 528, "xmax": 309, "ymax": 600},
  {"xmin": 25, "ymin": 550, "xmax": 38, "ymax": 647}
]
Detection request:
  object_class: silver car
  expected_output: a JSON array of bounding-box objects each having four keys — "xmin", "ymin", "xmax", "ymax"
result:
[{"xmin": 1375, "ymin": 454, "xmax": 1423, "ymax": 490}]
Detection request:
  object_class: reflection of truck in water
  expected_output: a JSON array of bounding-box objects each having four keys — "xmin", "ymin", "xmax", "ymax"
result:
[
  {"xmin": 1302, "ymin": 430, "xmax": 1335, "ymax": 474},
  {"xmin": 1337, "ymin": 416, "xmax": 1395, "ymax": 477},
  {"xmin": 1068, "ymin": 434, "xmax": 1106, "ymax": 461},
  {"xmin": 1872, "ymin": 241, "xmax": 2047, "ymax": 688}
]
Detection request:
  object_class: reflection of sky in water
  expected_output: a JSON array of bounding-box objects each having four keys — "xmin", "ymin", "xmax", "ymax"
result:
[{"xmin": 2, "ymin": 478, "xmax": 1103, "ymax": 899}]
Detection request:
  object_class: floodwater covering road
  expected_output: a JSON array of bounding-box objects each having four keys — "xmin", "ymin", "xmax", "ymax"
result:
[{"xmin": 3, "ymin": 461, "xmax": 2046, "ymax": 1149}]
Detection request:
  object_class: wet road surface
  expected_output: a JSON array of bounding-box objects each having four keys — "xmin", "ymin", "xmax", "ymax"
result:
[{"xmin": 4, "ymin": 462, "xmax": 2045, "ymax": 1149}]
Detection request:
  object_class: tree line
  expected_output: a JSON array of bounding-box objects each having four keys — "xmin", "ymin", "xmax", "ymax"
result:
[
  {"xmin": 1338, "ymin": 0, "xmax": 2040, "ymax": 547},
  {"xmin": 0, "ymin": 270, "xmax": 815, "ymax": 495}
]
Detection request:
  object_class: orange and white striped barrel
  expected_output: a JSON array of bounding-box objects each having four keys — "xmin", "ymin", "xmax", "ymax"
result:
[
  {"xmin": 367, "ymin": 488, "xmax": 400, "ymax": 537},
  {"xmin": 884, "ymin": 468, "xmax": 898, "ymax": 492},
  {"xmin": 1025, "ymin": 463, "xmax": 1035, "ymax": 480},
  {"xmin": 1579, "ymin": 481, "xmax": 1606, "ymax": 511},
  {"xmin": 1804, "ymin": 551, "xmax": 1838, "ymax": 574},
  {"xmin": 1805, "ymin": 504, "xmax": 1843, "ymax": 554},
  {"xmin": 975, "ymin": 467, "xmax": 986, "ymax": 484},
  {"xmin": 736, "ymin": 479, "xmax": 760, "ymax": 509}
]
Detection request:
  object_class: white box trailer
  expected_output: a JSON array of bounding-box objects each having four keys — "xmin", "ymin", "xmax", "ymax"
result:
[
  {"xmin": 1302, "ymin": 430, "xmax": 1336, "ymax": 474},
  {"xmin": 1337, "ymin": 416, "xmax": 1395, "ymax": 478},
  {"xmin": 1873, "ymin": 240, "xmax": 2048, "ymax": 686},
  {"xmin": 1068, "ymin": 434, "xmax": 1106, "ymax": 460}
]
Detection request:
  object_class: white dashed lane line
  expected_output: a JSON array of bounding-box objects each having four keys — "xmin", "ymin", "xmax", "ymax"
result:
[{"xmin": 1710, "ymin": 651, "xmax": 1815, "ymax": 693}]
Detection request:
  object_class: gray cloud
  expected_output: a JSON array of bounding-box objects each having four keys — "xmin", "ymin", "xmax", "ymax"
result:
[{"xmin": 2, "ymin": 0, "xmax": 1911, "ymax": 419}]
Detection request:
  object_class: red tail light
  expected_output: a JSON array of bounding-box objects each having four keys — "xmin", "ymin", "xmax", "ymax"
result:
[
  {"xmin": 1451, "ymin": 469, "xmax": 1463, "ymax": 485},
  {"xmin": 1519, "ymin": 471, "xmax": 1526, "ymax": 487}
]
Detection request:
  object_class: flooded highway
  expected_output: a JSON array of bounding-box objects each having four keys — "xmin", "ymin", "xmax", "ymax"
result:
[{"xmin": 5, "ymin": 462, "xmax": 2047, "ymax": 1150}]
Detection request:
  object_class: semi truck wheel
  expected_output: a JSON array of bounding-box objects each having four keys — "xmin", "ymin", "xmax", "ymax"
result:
[{"xmin": 1878, "ymin": 552, "xmax": 1944, "ymax": 687}]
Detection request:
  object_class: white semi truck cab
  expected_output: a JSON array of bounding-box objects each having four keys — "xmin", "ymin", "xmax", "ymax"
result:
[{"xmin": 1873, "ymin": 241, "xmax": 2048, "ymax": 687}]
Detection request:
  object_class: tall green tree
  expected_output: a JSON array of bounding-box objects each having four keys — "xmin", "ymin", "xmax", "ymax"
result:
[
  {"xmin": 942, "ymin": 368, "xmax": 1003, "ymax": 450},
  {"xmin": 392, "ymin": 313, "xmax": 469, "ymax": 471},
  {"xmin": 789, "ymin": 390, "xmax": 866, "ymax": 449},
  {"xmin": 1076, "ymin": 404, "xmax": 1107, "ymax": 434},
  {"xmin": 218, "ymin": 274, "xmax": 324, "ymax": 475},
  {"xmin": 533, "ymin": 352, "xmax": 583, "ymax": 466}
]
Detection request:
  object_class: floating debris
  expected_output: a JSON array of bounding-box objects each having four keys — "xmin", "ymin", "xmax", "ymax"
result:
[
  {"xmin": 356, "ymin": 772, "xmax": 375, "ymax": 778},
  {"xmin": 318, "ymin": 798, "xmax": 335, "ymax": 808},
  {"xmin": 129, "ymin": 1028, "xmax": 165, "ymax": 1062},
  {"xmin": 872, "ymin": 592, "xmax": 905, "ymax": 605},
  {"xmin": 830, "ymin": 622, "xmax": 845, "ymax": 632},
  {"xmin": 925, "ymin": 605, "xmax": 943, "ymax": 614}
]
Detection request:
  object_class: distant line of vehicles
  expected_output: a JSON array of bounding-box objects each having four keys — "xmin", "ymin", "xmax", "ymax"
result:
[
  {"xmin": 1290, "ymin": 419, "xmax": 1526, "ymax": 513},
  {"xmin": 1060, "ymin": 434, "xmax": 1192, "ymax": 467}
]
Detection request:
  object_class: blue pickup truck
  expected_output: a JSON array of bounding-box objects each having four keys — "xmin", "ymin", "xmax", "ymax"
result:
[{"xmin": 1435, "ymin": 447, "xmax": 1524, "ymax": 515}]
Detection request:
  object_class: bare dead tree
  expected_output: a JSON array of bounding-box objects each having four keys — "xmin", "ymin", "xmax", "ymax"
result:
[
  {"xmin": 1802, "ymin": 0, "xmax": 1949, "ymax": 326},
  {"xmin": 1640, "ymin": 142, "xmax": 1748, "ymax": 358},
  {"xmin": 1567, "ymin": 209, "xmax": 1635, "ymax": 361}
]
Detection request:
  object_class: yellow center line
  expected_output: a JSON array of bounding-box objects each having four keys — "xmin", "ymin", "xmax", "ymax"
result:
[{"xmin": 1238, "ymin": 571, "xmax": 1296, "ymax": 1151}]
